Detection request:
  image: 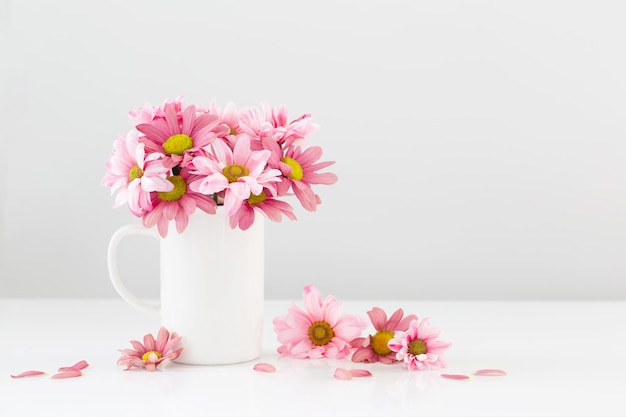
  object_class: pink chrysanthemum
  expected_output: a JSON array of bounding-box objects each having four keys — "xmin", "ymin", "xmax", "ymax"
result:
[
  {"xmin": 188, "ymin": 135, "xmax": 282, "ymax": 216},
  {"xmin": 136, "ymin": 103, "xmax": 227, "ymax": 168},
  {"xmin": 117, "ymin": 327, "xmax": 183, "ymax": 371},
  {"xmin": 350, "ymin": 308, "xmax": 417, "ymax": 364},
  {"xmin": 142, "ymin": 168, "xmax": 217, "ymax": 237},
  {"xmin": 101, "ymin": 130, "xmax": 173, "ymax": 216},
  {"xmin": 128, "ymin": 96, "xmax": 187, "ymax": 125},
  {"xmin": 388, "ymin": 318, "xmax": 452, "ymax": 371},
  {"xmin": 229, "ymin": 189, "xmax": 297, "ymax": 230},
  {"xmin": 240, "ymin": 103, "xmax": 318, "ymax": 148},
  {"xmin": 273, "ymin": 286, "xmax": 367, "ymax": 359},
  {"xmin": 264, "ymin": 141, "xmax": 338, "ymax": 212}
]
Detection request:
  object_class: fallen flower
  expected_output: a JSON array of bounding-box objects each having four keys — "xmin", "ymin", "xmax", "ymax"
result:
[
  {"xmin": 253, "ymin": 363, "xmax": 276, "ymax": 373},
  {"xmin": 10, "ymin": 370, "xmax": 46, "ymax": 379},
  {"xmin": 475, "ymin": 369, "xmax": 507, "ymax": 376},
  {"xmin": 273, "ymin": 286, "xmax": 367, "ymax": 359},
  {"xmin": 58, "ymin": 360, "xmax": 89, "ymax": 372},
  {"xmin": 51, "ymin": 369, "xmax": 83, "ymax": 379},
  {"xmin": 441, "ymin": 373, "xmax": 470, "ymax": 380},
  {"xmin": 388, "ymin": 318, "xmax": 451, "ymax": 371},
  {"xmin": 333, "ymin": 368, "xmax": 352, "ymax": 380},
  {"xmin": 351, "ymin": 307, "xmax": 417, "ymax": 364},
  {"xmin": 117, "ymin": 327, "xmax": 183, "ymax": 371}
]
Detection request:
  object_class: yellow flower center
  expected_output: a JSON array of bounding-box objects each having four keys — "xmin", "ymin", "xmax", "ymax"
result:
[
  {"xmin": 228, "ymin": 126, "xmax": 237, "ymax": 135},
  {"xmin": 157, "ymin": 176, "xmax": 187, "ymax": 201},
  {"xmin": 128, "ymin": 164, "xmax": 143, "ymax": 181},
  {"xmin": 408, "ymin": 338, "xmax": 427, "ymax": 356},
  {"xmin": 247, "ymin": 191, "xmax": 267, "ymax": 205},
  {"xmin": 163, "ymin": 133, "xmax": 193, "ymax": 155},
  {"xmin": 222, "ymin": 164, "xmax": 249, "ymax": 183},
  {"xmin": 308, "ymin": 321, "xmax": 334, "ymax": 346},
  {"xmin": 141, "ymin": 350, "xmax": 162, "ymax": 363},
  {"xmin": 280, "ymin": 157, "xmax": 303, "ymax": 180},
  {"xmin": 371, "ymin": 330, "xmax": 394, "ymax": 356}
]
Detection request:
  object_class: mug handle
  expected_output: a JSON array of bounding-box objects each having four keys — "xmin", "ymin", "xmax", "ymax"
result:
[{"xmin": 107, "ymin": 224, "xmax": 161, "ymax": 318}]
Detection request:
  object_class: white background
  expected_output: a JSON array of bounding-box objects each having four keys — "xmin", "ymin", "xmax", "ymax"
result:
[{"xmin": 1, "ymin": 0, "xmax": 625, "ymax": 300}]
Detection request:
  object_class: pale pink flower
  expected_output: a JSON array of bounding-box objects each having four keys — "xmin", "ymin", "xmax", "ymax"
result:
[
  {"xmin": 388, "ymin": 318, "xmax": 452, "ymax": 371},
  {"xmin": 228, "ymin": 189, "xmax": 297, "ymax": 230},
  {"xmin": 129, "ymin": 96, "xmax": 187, "ymax": 125},
  {"xmin": 265, "ymin": 141, "xmax": 338, "ymax": 212},
  {"xmin": 101, "ymin": 130, "xmax": 173, "ymax": 216},
  {"xmin": 273, "ymin": 286, "xmax": 367, "ymax": 359},
  {"xmin": 350, "ymin": 307, "xmax": 417, "ymax": 364},
  {"xmin": 210, "ymin": 101, "xmax": 244, "ymax": 137},
  {"xmin": 117, "ymin": 327, "xmax": 183, "ymax": 371},
  {"xmin": 240, "ymin": 103, "xmax": 318, "ymax": 147},
  {"xmin": 136, "ymin": 103, "xmax": 227, "ymax": 168},
  {"xmin": 142, "ymin": 168, "xmax": 217, "ymax": 238},
  {"xmin": 188, "ymin": 135, "xmax": 282, "ymax": 216}
]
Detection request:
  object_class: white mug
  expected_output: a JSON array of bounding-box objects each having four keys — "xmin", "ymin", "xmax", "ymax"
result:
[{"xmin": 107, "ymin": 209, "xmax": 264, "ymax": 365}]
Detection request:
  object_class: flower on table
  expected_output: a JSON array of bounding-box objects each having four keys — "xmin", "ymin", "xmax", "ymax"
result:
[
  {"xmin": 388, "ymin": 318, "xmax": 451, "ymax": 371},
  {"xmin": 273, "ymin": 286, "xmax": 367, "ymax": 359},
  {"xmin": 350, "ymin": 307, "xmax": 417, "ymax": 364},
  {"xmin": 117, "ymin": 327, "xmax": 183, "ymax": 371}
]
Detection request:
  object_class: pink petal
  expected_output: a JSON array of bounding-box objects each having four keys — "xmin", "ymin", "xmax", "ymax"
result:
[
  {"xmin": 51, "ymin": 369, "xmax": 83, "ymax": 379},
  {"xmin": 367, "ymin": 307, "xmax": 388, "ymax": 331},
  {"xmin": 333, "ymin": 368, "xmax": 352, "ymax": 380},
  {"xmin": 253, "ymin": 363, "xmax": 276, "ymax": 373},
  {"xmin": 349, "ymin": 369, "xmax": 372, "ymax": 377},
  {"xmin": 58, "ymin": 360, "xmax": 89, "ymax": 372},
  {"xmin": 475, "ymin": 369, "xmax": 507, "ymax": 376},
  {"xmin": 441, "ymin": 374, "xmax": 471, "ymax": 380},
  {"xmin": 10, "ymin": 370, "xmax": 46, "ymax": 379}
]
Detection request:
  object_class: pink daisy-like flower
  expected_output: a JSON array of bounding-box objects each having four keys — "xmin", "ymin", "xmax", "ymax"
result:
[
  {"xmin": 136, "ymin": 103, "xmax": 228, "ymax": 168},
  {"xmin": 350, "ymin": 307, "xmax": 417, "ymax": 364},
  {"xmin": 142, "ymin": 168, "xmax": 217, "ymax": 237},
  {"xmin": 101, "ymin": 130, "xmax": 173, "ymax": 216},
  {"xmin": 229, "ymin": 188, "xmax": 297, "ymax": 230},
  {"xmin": 264, "ymin": 141, "xmax": 338, "ymax": 212},
  {"xmin": 388, "ymin": 318, "xmax": 452, "ymax": 371},
  {"xmin": 273, "ymin": 286, "xmax": 367, "ymax": 359},
  {"xmin": 240, "ymin": 103, "xmax": 318, "ymax": 148},
  {"xmin": 117, "ymin": 327, "xmax": 183, "ymax": 371},
  {"xmin": 128, "ymin": 96, "xmax": 187, "ymax": 125},
  {"xmin": 188, "ymin": 135, "xmax": 282, "ymax": 216}
]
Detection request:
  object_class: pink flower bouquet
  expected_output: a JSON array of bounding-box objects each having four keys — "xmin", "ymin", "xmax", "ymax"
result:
[{"xmin": 102, "ymin": 97, "xmax": 338, "ymax": 237}]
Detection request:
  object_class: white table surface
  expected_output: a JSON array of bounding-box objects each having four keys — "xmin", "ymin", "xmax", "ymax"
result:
[{"xmin": 1, "ymin": 298, "xmax": 625, "ymax": 417}]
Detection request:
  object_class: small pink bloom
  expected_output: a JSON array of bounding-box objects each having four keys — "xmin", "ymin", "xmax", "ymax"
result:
[
  {"xmin": 102, "ymin": 130, "xmax": 173, "ymax": 216},
  {"xmin": 475, "ymin": 369, "xmax": 507, "ymax": 376},
  {"xmin": 351, "ymin": 307, "xmax": 417, "ymax": 364},
  {"xmin": 137, "ymin": 103, "xmax": 227, "ymax": 168},
  {"xmin": 228, "ymin": 189, "xmax": 296, "ymax": 231},
  {"xmin": 51, "ymin": 369, "xmax": 83, "ymax": 379},
  {"xmin": 117, "ymin": 327, "xmax": 183, "ymax": 371},
  {"xmin": 239, "ymin": 103, "xmax": 318, "ymax": 147},
  {"xmin": 188, "ymin": 135, "xmax": 282, "ymax": 216},
  {"xmin": 58, "ymin": 360, "xmax": 89, "ymax": 372},
  {"xmin": 253, "ymin": 363, "xmax": 276, "ymax": 373},
  {"xmin": 441, "ymin": 373, "xmax": 470, "ymax": 380},
  {"xmin": 142, "ymin": 168, "xmax": 217, "ymax": 238},
  {"xmin": 10, "ymin": 370, "xmax": 46, "ymax": 379},
  {"xmin": 333, "ymin": 368, "xmax": 352, "ymax": 380},
  {"xmin": 273, "ymin": 286, "xmax": 367, "ymax": 359},
  {"xmin": 388, "ymin": 318, "xmax": 451, "ymax": 371}
]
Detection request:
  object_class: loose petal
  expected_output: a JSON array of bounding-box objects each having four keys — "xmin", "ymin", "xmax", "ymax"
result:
[
  {"xmin": 475, "ymin": 369, "xmax": 507, "ymax": 376},
  {"xmin": 253, "ymin": 363, "xmax": 276, "ymax": 373},
  {"xmin": 333, "ymin": 368, "xmax": 352, "ymax": 380},
  {"xmin": 58, "ymin": 360, "xmax": 89, "ymax": 372},
  {"xmin": 441, "ymin": 373, "xmax": 470, "ymax": 380},
  {"xmin": 349, "ymin": 369, "xmax": 373, "ymax": 377},
  {"xmin": 51, "ymin": 369, "xmax": 83, "ymax": 379},
  {"xmin": 10, "ymin": 370, "xmax": 46, "ymax": 379}
]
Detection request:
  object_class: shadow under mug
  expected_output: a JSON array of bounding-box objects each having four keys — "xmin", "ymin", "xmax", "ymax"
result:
[{"xmin": 107, "ymin": 209, "xmax": 264, "ymax": 365}]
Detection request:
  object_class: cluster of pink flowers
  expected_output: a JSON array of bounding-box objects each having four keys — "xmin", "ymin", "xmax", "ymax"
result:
[
  {"xmin": 273, "ymin": 286, "xmax": 452, "ymax": 371},
  {"xmin": 102, "ymin": 97, "xmax": 338, "ymax": 237}
]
